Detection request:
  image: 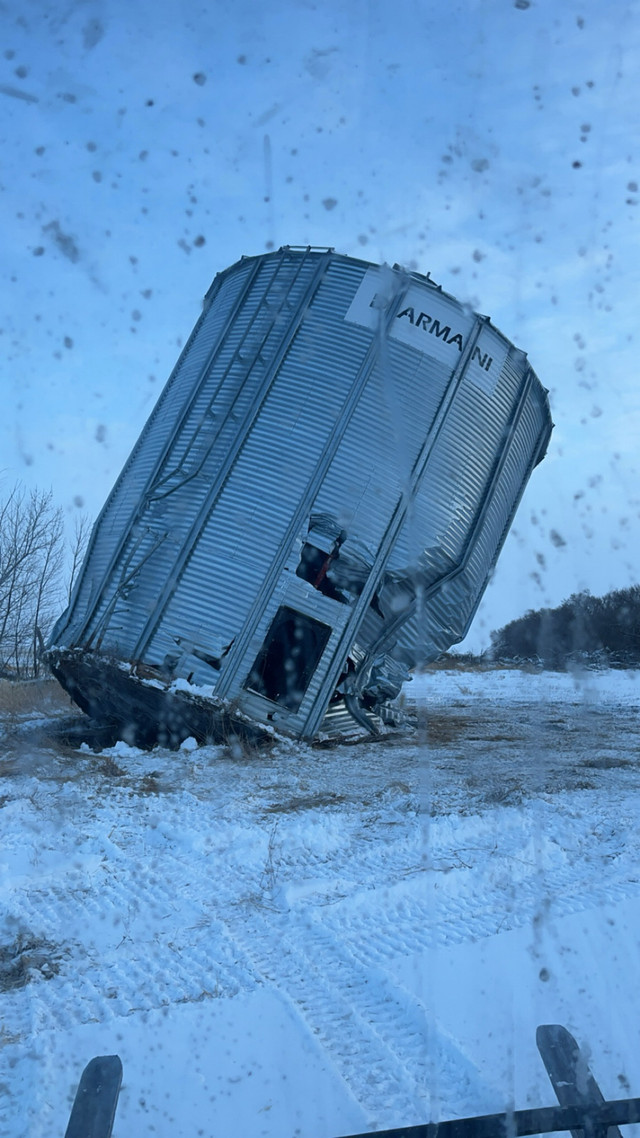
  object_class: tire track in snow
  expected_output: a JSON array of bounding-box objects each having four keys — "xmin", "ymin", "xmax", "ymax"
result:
[
  {"xmin": 314, "ymin": 800, "xmax": 640, "ymax": 967},
  {"xmin": 299, "ymin": 918, "xmax": 503, "ymax": 1120},
  {"xmin": 223, "ymin": 905, "xmax": 432, "ymax": 1129},
  {"xmin": 5, "ymin": 857, "xmax": 260, "ymax": 1034},
  {"xmin": 319, "ymin": 870, "xmax": 640, "ymax": 971},
  {"xmin": 5, "ymin": 692, "xmax": 640, "ymax": 1112}
]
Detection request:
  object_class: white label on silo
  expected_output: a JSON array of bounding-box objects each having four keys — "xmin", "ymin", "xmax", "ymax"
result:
[
  {"xmin": 346, "ymin": 268, "xmax": 471, "ymax": 367},
  {"xmin": 344, "ymin": 266, "xmax": 401, "ymax": 337},
  {"xmin": 466, "ymin": 323, "xmax": 509, "ymax": 396},
  {"xmin": 346, "ymin": 268, "xmax": 508, "ymax": 394}
]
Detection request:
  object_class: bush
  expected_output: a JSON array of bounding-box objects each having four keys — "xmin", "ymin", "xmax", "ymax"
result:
[{"xmin": 490, "ymin": 586, "xmax": 640, "ymax": 669}]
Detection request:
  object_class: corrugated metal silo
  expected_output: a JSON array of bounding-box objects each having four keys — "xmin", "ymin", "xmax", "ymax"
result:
[{"xmin": 48, "ymin": 247, "xmax": 552, "ymax": 744}]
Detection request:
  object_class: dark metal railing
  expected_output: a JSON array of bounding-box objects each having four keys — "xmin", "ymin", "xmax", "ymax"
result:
[{"xmin": 63, "ymin": 1024, "xmax": 640, "ymax": 1138}]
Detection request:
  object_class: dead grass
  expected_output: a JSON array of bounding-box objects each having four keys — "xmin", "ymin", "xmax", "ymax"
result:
[
  {"xmin": 0, "ymin": 677, "xmax": 72, "ymax": 718},
  {"xmin": 0, "ymin": 931, "xmax": 63, "ymax": 992},
  {"xmin": 95, "ymin": 754, "xmax": 126, "ymax": 777},
  {"xmin": 420, "ymin": 656, "xmax": 546, "ymax": 674},
  {"xmin": 264, "ymin": 791, "xmax": 348, "ymax": 814},
  {"xmin": 483, "ymin": 780, "xmax": 523, "ymax": 806},
  {"xmin": 136, "ymin": 771, "xmax": 163, "ymax": 794},
  {"xmin": 416, "ymin": 712, "xmax": 471, "ymax": 744},
  {"xmin": 466, "ymin": 733, "xmax": 521, "ymax": 743},
  {"xmin": 582, "ymin": 755, "xmax": 633, "ymax": 770}
]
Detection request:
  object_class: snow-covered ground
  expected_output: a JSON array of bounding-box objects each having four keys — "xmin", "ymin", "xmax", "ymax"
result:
[{"xmin": 2, "ymin": 668, "xmax": 640, "ymax": 1138}]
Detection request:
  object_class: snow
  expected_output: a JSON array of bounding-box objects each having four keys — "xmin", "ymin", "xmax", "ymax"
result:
[
  {"xmin": 407, "ymin": 665, "xmax": 640, "ymax": 705},
  {"xmin": 170, "ymin": 677, "xmax": 216, "ymax": 699},
  {"xmin": 2, "ymin": 669, "xmax": 640, "ymax": 1137}
]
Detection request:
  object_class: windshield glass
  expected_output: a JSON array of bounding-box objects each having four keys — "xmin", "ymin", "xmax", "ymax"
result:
[{"xmin": 1, "ymin": 2, "xmax": 639, "ymax": 1136}]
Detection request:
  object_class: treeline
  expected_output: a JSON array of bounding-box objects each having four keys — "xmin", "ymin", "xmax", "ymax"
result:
[
  {"xmin": 0, "ymin": 484, "xmax": 90, "ymax": 679},
  {"xmin": 490, "ymin": 586, "xmax": 640, "ymax": 669}
]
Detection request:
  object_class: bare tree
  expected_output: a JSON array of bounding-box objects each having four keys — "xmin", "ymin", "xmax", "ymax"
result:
[
  {"xmin": 0, "ymin": 484, "xmax": 65, "ymax": 677},
  {"xmin": 67, "ymin": 513, "xmax": 92, "ymax": 605},
  {"xmin": 30, "ymin": 507, "xmax": 64, "ymax": 675}
]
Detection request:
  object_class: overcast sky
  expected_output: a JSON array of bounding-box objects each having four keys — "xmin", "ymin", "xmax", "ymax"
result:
[{"xmin": 2, "ymin": 0, "xmax": 638, "ymax": 649}]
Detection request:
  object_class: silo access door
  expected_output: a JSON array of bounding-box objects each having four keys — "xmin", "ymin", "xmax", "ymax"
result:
[{"xmin": 230, "ymin": 573, "xmax": 357, "ymax": 738}]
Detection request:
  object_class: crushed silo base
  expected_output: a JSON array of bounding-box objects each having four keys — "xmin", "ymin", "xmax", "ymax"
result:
[
  {"xmin": 46, "ymin": 648, "xmax": 395, "ymax": 749},
  {"xmin": 46, "ymin": 649, "xmax": 275, "ymax": 750}
]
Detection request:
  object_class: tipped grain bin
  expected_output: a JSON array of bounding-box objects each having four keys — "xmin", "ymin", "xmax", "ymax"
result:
[{"xmin": 48, "ymin": 247, "xmax": 552, "ymax": 745}]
